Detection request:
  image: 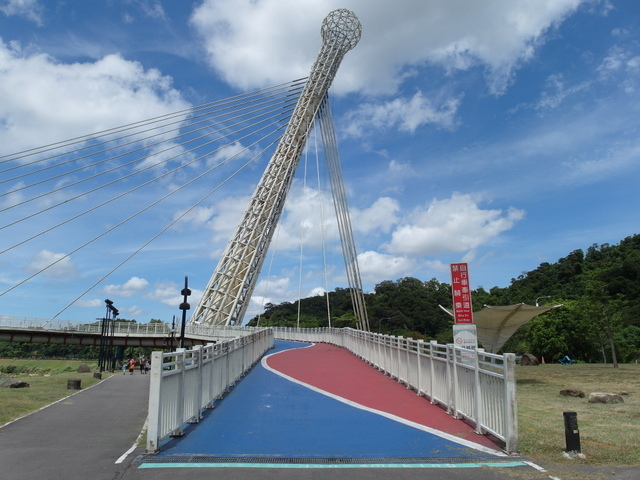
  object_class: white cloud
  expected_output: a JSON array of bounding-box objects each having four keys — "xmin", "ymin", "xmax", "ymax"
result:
[
  {"xmin": 356, "ymin": 250, "xmax": 416, "ymax": 284},
  {"xmin": 121, "ymin": 305, "xmax": 145, "ymax": 318},
  {"xmin": 351, "ymin": 197, "xmax": 400, "ymax": 234},
  {"xmin": 0, "ymin": 181, "xmax": 26, "ymax": 208},
  {"xmin": 598, "ymin": 45, "xmax": 628, "ymax": 75},
  {"xmin": 385, "ymin": 193, "xmax": 525, "ymax": 256},
  {"xmin": 174, "ymin": 194, "xmax": 249, "ymax": 256},
  {"xmin": 269, "ymin": 185, "xmax": 338, "ymax": 251},
  {"xmin": 144, "ymin": 281, "xmax": 203, "ymax": 309},
  {"xmin": 253, "ymin": 276, "xmax": 291, "ymax": 303},
  {"xmin": 0, "ymin": 42, "xmax": 189, "ymax": 155},
  {"xmin": 74, "ymin": 298, "xmax": 103, "ymax": 309},
  {"xmin": 205, "ymin": 194, "xmax": 251, "ymax": 246},
  {"xmin": 25, "ymin": 249, "xmax": 78, "ymax": 279},
  {"xmin": 272, "ymin": 187, "xmax": 402, "ymax": 251},
  {"xmin": 562, "ymin": 142, "xmax": 640, "ymax": 184},
  {"xmin": 308, "ymin": 286, "xmax": 326, "ymax": 297},
  {"xmin": 191, "ymin": 0, "xmax": 588, "ymax": 96},
  {"xmin": 344, "ymin": 91, "xmax": 462, "ymax": 136},
  {"xmin": 135, "ymin": 0, "xmax": 166, "ymax": 20},
  {"xmin": 103, "ymin": 276, "xmax": 149, "ymax": 297},
  {"xmin": 0, "ymin": 0, "xmax": 44, "ymax": 26},
  {"xmin": 534, "ymin": 74, "xmax": 590, "ymax": 110},
  {"xmin": 247, "ymin": 276, "xmax": 292, "ymax": 319},
  {"xmin": 597, "ymin": 45, "xmax": 640, "ymax": 93}
]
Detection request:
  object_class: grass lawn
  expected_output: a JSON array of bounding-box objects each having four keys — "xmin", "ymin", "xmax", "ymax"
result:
[
  {"xmin": 516, "ymin": 362, "xmax": 640, "ymax": 466},
  {"xmin": 0, "ymin": 358, "xmax": 112, "ymax": 426}
]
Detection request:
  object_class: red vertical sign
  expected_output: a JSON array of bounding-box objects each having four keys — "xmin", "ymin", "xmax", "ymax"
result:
[{"xmin": 450, "ymin": 263, "xmax": 473, "ymax": 324}]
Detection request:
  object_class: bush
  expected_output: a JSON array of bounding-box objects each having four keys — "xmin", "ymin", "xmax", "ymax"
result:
[{"xmin": 0, "ymin": 365, "xmax": 17, "ymax": 374}]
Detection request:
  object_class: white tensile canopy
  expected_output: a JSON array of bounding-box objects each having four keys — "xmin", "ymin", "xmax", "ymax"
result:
[
  {"xmin": 474, "ymin": 303, "xmax": 562, "ymax": 353},
  {"xmin": 440, "ymin": 303, "xmax": 563, "ymax": 353}
]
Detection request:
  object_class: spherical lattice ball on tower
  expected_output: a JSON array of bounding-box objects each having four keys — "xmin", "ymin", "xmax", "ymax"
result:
[{"xmin": 321, "ymin": 9, "xmax": 361, "ymax": 51}]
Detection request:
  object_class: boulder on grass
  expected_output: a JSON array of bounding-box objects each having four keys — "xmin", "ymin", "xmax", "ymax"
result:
[
  {"xmin": 560, "ymin": 389, "xmax": 585, "ymax": 398},
  {"xmin": 520, "ymin": 353, "xmax": 539, "ymax": 366},
  {"xmin": 1, "ymin": 379, "xmax": 30, "ymax": 388},
  {"xmin": 588, "ymin": 392, "xmax": 624, "ymax": 404},
  {"xmin": 77, "ymin": 364, "xmax": 91, "ymax": 373}
]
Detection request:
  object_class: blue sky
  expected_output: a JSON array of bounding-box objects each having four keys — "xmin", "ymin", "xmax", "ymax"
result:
[{"xmin": 0, "ymin": 0, "xmax": 638, "ymax": 324}]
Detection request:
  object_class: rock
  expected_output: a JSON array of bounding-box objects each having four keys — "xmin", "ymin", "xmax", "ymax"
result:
[
  {"xmin": 1, "ymin": 379, "xmax": 30, "ymax": 388},
  {"xmin": 77, "ymin": 364, "xmax": 91, "ymax": 373},
  {"xmin": 520, "ymin": 353, "xmax": 539, "ymax": 366},
  {"xmin": 588, "ymin": 392, "xmax": 624, "ymax": 404},
  {"xmin": 560, "ymin": 389, "xmax": 585, "ymax": 398}
]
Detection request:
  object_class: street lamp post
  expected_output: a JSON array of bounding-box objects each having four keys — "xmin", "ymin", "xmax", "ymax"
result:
[
  {"xmin": 179, "ymin": 277, "xmax": 191, "ymax": 349},
  {"xmin": 98, "ymin": 299, "xmax": 119, "ymax": 372},
  {"xmin": 378, "ymin": 317, "xmax": 390, "ymax": 332},
  {"xmin": 535, "ymin": 296, "xmax": 552, "ymax": 306}
]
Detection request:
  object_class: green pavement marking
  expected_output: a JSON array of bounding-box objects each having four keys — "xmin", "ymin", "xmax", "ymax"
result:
[{"xmin": 139, "ymin": 461, "xmax": 527, "ymax": 469}]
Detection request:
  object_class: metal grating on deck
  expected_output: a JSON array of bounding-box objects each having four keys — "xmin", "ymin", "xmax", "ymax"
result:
[{"xmin": 138, "ymin": 455, "xmax": 518, "ymax": 465}]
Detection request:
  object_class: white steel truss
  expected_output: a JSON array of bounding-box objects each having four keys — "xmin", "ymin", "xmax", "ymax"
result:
[{"xmin": 191, "ymin": 9, "xmax": 364, "ymax": 327}]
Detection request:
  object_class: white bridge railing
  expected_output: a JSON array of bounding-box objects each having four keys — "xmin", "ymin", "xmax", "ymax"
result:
[
  {"xmin": 146, "ymin": 327, "xmax": 274, "ymax": 453},
  {"xmin": 274, "ymin": 327, "xmax": 518, "ymax": 454}
]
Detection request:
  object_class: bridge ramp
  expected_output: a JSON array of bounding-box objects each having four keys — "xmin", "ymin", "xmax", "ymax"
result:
[{"xmin": 144, "ymin": 340, "xmax": 504, "ymax": 462}]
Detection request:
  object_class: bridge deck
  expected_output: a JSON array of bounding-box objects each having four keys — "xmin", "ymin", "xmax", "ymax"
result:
[{"xmin": 143, "ymin": 340, "xmax": 504, "ymax": 464}]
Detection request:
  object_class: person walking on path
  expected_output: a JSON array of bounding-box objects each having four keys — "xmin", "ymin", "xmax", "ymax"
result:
[
  {"xmin": 121, "ymin": 361, "xmax": 127, "ymax": 375},
  {"xmin": 128, "ymin": 358, "xmax": 136, "ymax": 375}
]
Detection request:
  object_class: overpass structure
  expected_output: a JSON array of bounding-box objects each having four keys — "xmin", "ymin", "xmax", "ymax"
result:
[{"xmin": 0, "ymin": 315, "xmax": 252, "ymax": 348}]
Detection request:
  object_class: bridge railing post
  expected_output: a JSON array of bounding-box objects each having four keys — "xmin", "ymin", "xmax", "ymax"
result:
[
  {"xmin": 193, "ymin": 345, "xmax": 203, "ymax": 422},
  {"xmin": 416, "ymin": 339, "xmax": 423, "ymax": 395},
  {"xmin": 146, "ymin": 350, "xmax": 163, "ymax": 453},
  {"xmin": 503, "ymin": 352, "xmax": 519, "ymax": 454},
  {"xmin": 174, "ymin": 348, "xmax": 186, "ymax": 435},
  {"xmin": 429, "ymin": 340, "xmax": 437, "ymax": 403},
  {"xmin": 473, "ymin": 348, "xmax": 484, "ymax": 434},
  {"xmin": 445, "ymin": 344, "xmax": 454, "ymax": 415}
]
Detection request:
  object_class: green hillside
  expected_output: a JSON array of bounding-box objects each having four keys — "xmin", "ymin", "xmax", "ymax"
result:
[{"xmin": 248, "ymin": 234, "xmax": 640, "ymax": 363}]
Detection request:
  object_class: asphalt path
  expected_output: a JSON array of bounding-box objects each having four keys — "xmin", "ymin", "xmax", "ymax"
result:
[{"xmin": 0, "ymin": 369, "xmax": 150, "ymax": 480}]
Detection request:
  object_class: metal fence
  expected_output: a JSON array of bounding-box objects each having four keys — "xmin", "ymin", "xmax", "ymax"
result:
[
  {"xmin": 273, "ymin": 327, "xmax": 518, "ymax": 454},
  {"xmin": 146, "ymin": 327, "xmax": 274, "ymax": 453}
]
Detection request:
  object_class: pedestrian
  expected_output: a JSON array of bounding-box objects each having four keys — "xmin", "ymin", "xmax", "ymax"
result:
[
  {"xmin": 121, "ymin": 361, "xmax": 127, "ymax": 375},
  {"xmin": 139, "ymin": 359, "xmax": 145, "ymax": 374},
  {"xmin": 144, "ymin": 360, "xmax": 150, "ymax": 374},
  {"xmin": 128, "ymin": 358, "xmax": 136, "ymax": 375}
]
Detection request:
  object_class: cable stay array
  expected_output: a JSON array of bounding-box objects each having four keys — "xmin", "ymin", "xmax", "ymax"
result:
[
  {"xmin": 2, "ymin": 8, "xmax": 369, "ymax": 332},
  {"xmin": 317, "ymin": 97, "xmax": 370, "ymax": 332},
  {"xmin": 0, "ymin": 79, "xmax": 306, "ymax": 319}
]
